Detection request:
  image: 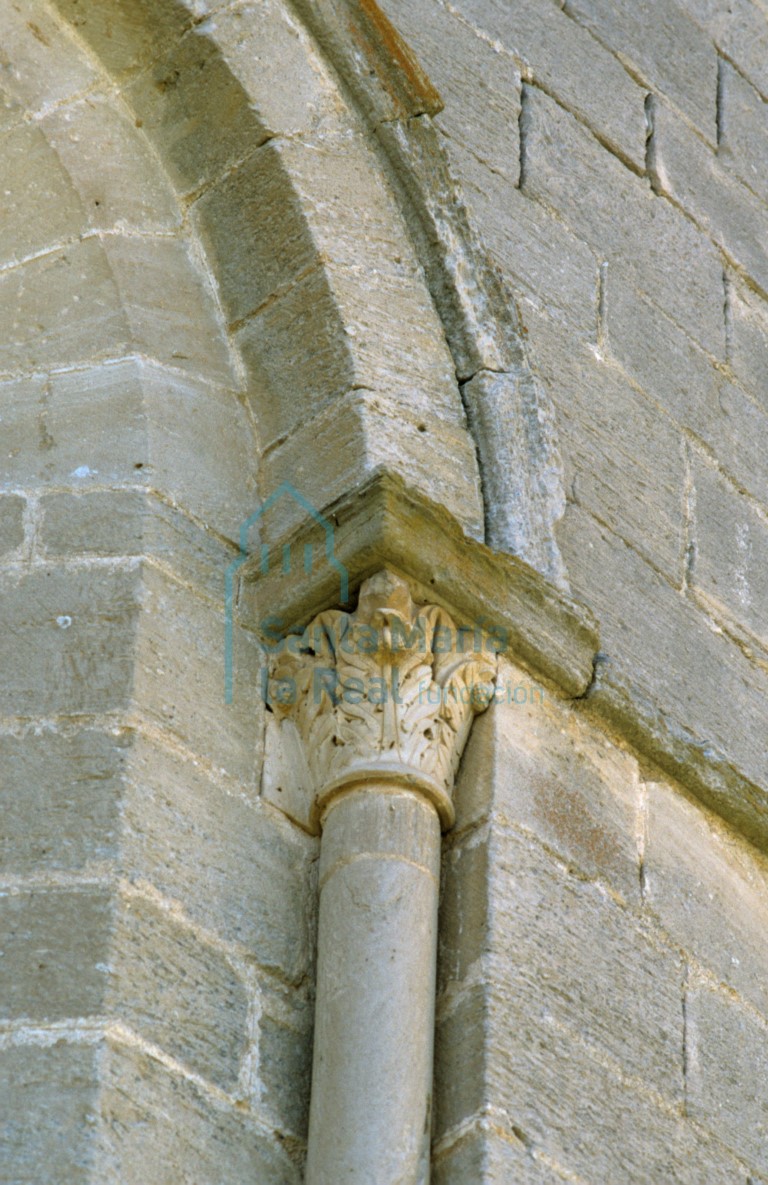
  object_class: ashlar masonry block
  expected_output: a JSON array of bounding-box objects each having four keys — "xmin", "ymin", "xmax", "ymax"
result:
[
  {"xmin": 450, "ymin": 0, "xmax": 647, "ymax": 167},
  {"xmin": 645, "ymin": 779, "xmax": 768, "ymax": 1018},
  {"xmin": 0, "ymin": 727, "xmax": 128, "ymax": 876},
  {"xmin": 691, "ymin": 452, "xmax": 768, "ymax": 650},
  {"xmin": 0, "ymin": 493, "xmax": 25, "ymax": 556},
  {"xmin": 688, "ymin": 984, "xmax": 768, "ymax": 1177},
  {"xmin": 649, "ymin": 96, "xmax": 768, "ymax": 299},
  {"xmin": 0, "ymin": 562, "xmax": 141, "ymax": 717},
  {"xmin": 718, "ymin": 60, "xmax": 768, "ymax": 204},
  {"xmin": 564, "ymin": 0, "xmax": 718, "ymax": 141},
  {"xmin": 0, "ymin": 1043, "xmax": 99, "ymax": 1185},
  {"xmin": 121, "ymin": 734, "xmax": 316, "ymax": 983},
  {"xmin": 95, "ymin": 1039, "xmax": 301, "ymax": 1185},
  {"xmin": 0, "ymin": 887, "xmax": 112, "ymax": 1021},
  {"xmin": 0, "ymin": 359, "xmax": 258, "ymax": 542},
  {"xmin": 107, "ymin": 892, "xmax": 249, "ymax": 1091},
  {"xmin": 520, "ymin": 86, "xmax": 724, "ymax": 356}
]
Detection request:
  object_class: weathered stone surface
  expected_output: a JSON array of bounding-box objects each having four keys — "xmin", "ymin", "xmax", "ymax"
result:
[
  {"xmin": 95, "ymin": 1039, "xmax": 301, "ymax": 1184},
  {"xmin": 605, "ymin": 270, "xmax": 768, "ymax": 508},
  {"xmin": 257, "ymin": 978, "xmax": 313, "ymax": 1139},
  {"xmin": 197, "ymin": 129, "xmax": 453, "ymax": 334},
  {"xmin": 0, "ymin": 360, "xmax": 258, "ymax": 541},
  {"xmin": 448, "ymin": 0, "xmax": 647, "ymax": 167},
  {"xmin": 688, "ymin": 984, "xmax": 768, "ymax": 1176},
  {"xmin": 521, "ymin": 86, "xmax": 724, "ymax": 356},
  {"xmin": 124, "ymin": 24, "xmax": 268, "ymax": 197},
  {"xmin": 102, "ymin": 234, "xmax": 236, "ymax": 385},
  {"xmin": 560, "ymin": 505, "xmax": 768, "ymax": 847},
  {"xmin": 0, "ymin": 84, "xmax": 22, "ymax": 133},
  {"xmin": 51, "ymin": 0, "xmax": 193, "ymax": 79},
  {"xmin": 258, "ymin": 386, "xmax": 484, "ymax": 543},
  {"xmin": 442, "ymin": 824, "xmax": 683, "ymax": 1097},
  {"xmin": 42, "ymin": 94, "xmax": 180, "ymax": 233},
  {"xmin": 436, "ymin": 981, "xmax": 744, "ymax": 1182},
  {"xmin": 448, "ymin": 144, "xmax": 599, "ymax": 335},
  {"xmin": 39, "ymin": 490, "xmax": 154, "ymax": 559},
  {"xmin": 687, "ymin": 0, "xmax": 768, "ymax": 98},
  {"xmin": 235, "ymin": 258, "xmax": 465, "ymax": 433},
  {"xmin": 235, "ymin": 263, "xmax": 346, "ymax": 432},
  {"xmin": 0, "ymin": 493, "xmax": 25, "ymax": 555},
  {"xmin": 291, "ymin": 0, "xmax": 443, "ymax": 125},
  {"xmin": 0, "ymin": 728, "xmax": 128, "ymax": 874},
  {"xmin": 649, "ymin": 96, "xmax": 768, "ymax": 298},
  {"xmin": 461, "ymin": 367, "xmax": 568, "ymax": 587},
  {"xmin": 692, "ymin": 453, "xmax": 768, "ymax": 649},
  {"xmin": 39, "ymin": 490, "xmax": 238, "ymax": 602},
  {"xmin": 193, "ymin": 141, "xmax": 320, "ymax": 328},
  {"xmin": 450, "ymin": 690, "xmax": 496, "ymax": 835},
  {"xmin": 0, "ymin": 563, "xmax": 140, "ymax": 717},
  {"xmin": 121, "ymin": 734, "xmax": 316, "ymax": 981},
  {"xmin": 129, "ymin": 364, "xmax": 258, "ymax": 541},
  {"xmin": 433, "ymin": 1127, "xmax": 566, "ymax": 1185},
  {"xmin": 0, "ymin": 237, "xmax": 226, "ymax": 391},
  {"xmin": 0, "ymin": 123, "xmax": 85, "ymax": 268},
  {"xmin": 0, "ymin": 1042, "xmax": 99, "ymax": 1184},
  {"xmin": 182, "ymin": 0, "xmax": 341, "ymax": 149},
  {"xmin": 439, "ymin": 830, "xmax": 489, "ymax": 992},
  {"xmin": 490, "ymin": 825, "xmax": 683, "ymax": 1095},
  {"xmin": 380, "ymin": 0, "xmax": 522, "ymax": 183},
  {"xmin": 109, "ymin": 894, "xmax": 248, "ymax": 1090},
  {"xmin": 434, "ymin": 988, "xmax": 486, "ymax": 1139},
  {"xmin": 0, "ymin": 888, "xmax": 111, "ymax": 1020},
  {"xmin": 730, "ymin": 280, "xmax": 768, "ymax": 406},
  {"xmin": 0, "ymin": 238, "xmax": 126, "ymax": 375},
  {"xmin": 564, "ymin": 0, "xmax": 718, "ymax": 141},
  {"xmin": 645, "ymin": 781, "xmax": 768, "ymax": 1018},
  {"xmin": 0, "ymin": 0, "xmax": 98, "ymax": 111},
  {"xmin": 134, "ymin": 564, "xmax": 263, "ymax": 786},
  {"xmin": 492, "ymin": 660, "xmax": 642, "ymax": 902},
  {"xmin": 525, "ymin": 308, "xmax": 683, "ymax": 581},
  {"xmin": 375, "ymin": 112, "xmax": 518, "ymax": 376},
  {"xmin": 718, "ymin": 60, "xmax": 768, "ymax": 202}
]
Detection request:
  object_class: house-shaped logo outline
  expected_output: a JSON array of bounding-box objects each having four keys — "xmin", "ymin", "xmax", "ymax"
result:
[{"xmin": 225, "ymin": 482, "xmax": 350, "ymax": 703}]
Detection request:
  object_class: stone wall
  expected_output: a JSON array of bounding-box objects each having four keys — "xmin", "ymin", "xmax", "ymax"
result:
[
  {"xmin": 0, "ymin": 4, "xmax": 311, "ymax": 1179},
  {"xmin": 381, "ymin": 0, "xmax": 768, "ymax": 854},
  {"xmin": 436, "ymin": 659, "xmax": 768, "ymax": 1180},
  {"xmin": 2, "ymin": 0, "xmax": 768, "ymax": 1182},
  {"xmin": 369, "ymin": 3, "xmax": 768, "ymax": 1175}
]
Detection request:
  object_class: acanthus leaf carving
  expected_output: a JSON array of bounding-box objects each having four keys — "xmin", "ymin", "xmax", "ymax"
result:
[{"xmin": 268, "ymin": 569, "xmax": 498, "ymax": 827}]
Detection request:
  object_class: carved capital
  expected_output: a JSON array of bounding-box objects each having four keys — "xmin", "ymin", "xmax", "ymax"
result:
[{"xmin": 267, "ymin": 570, "xmax": 498, "ymax": 828}]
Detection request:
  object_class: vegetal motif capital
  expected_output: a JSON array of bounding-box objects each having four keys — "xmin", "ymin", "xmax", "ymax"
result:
[{"xmin": 268, "ymin": 569, "xmax": 498, "ymax": 828}]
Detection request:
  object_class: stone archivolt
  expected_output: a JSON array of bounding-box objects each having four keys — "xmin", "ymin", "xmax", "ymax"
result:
[{"xmin": 269, "ymin": 569, "xmax": 497, "ymax": 828}]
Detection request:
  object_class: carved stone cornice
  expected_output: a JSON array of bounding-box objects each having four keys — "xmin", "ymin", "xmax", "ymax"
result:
[
  {"xmin": 267, "ymin": 569, "xmax": 498, "ymax": 829},
  {"xmin": 242, "ymin": 472, "xmax": 598, "ymax": 700}
]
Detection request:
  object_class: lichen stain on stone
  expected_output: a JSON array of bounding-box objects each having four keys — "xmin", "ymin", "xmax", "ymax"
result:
[
  {"xmin": 347, "ymin": 0, "xmax": 443, "ymax": 119},
  {"xmin": 26, "ymin": 21, "xmax": 51, "ymax": 48},
  {"xmin": 533, "ymin": 775, "xmax": 621, "ymax": 874}
]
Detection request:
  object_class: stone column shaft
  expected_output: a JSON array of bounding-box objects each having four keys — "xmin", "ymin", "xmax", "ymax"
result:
[
  {"xmin": 306, "ymin": 788, "xmax": 440, "ymax": 1184},
  {"xmin": 269, "ymin": 570, "xmax": 496, "ymax": 1184}
]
